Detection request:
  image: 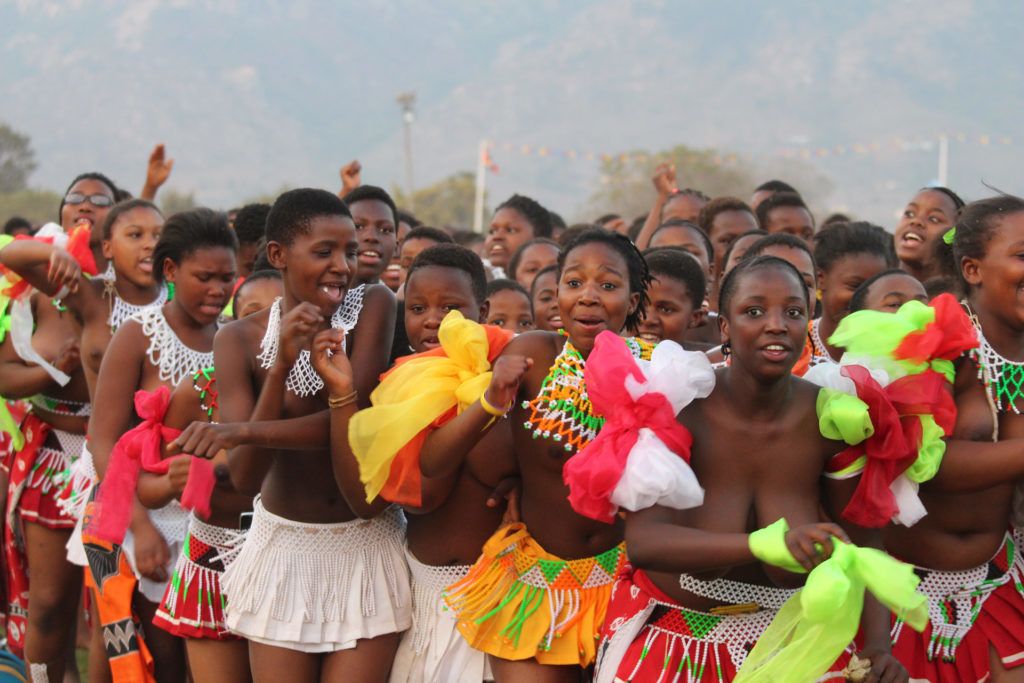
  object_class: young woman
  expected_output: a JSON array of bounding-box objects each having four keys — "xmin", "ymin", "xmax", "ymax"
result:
[
  {"xmin": 84, "ymin": 208, "xmax": 237, "ymax": 683},
  {"xmin": 893, "ymin": 187, "xmax": 964, "ymax": 284},
  {"xmin": 424, "ymin": 228, "xmax": 654, "ymax": 682},
  {"xmin": 483, "ymin": 195, "xmax": 554, "ymax": 276},
  {"xmin": 596, "ymin": 256, "xmax": 906, "ymax": 682},
  {"xmin": 507, "ymin": 238, "xmax": 559, "ymax": 292},
  {"xmin": 811, "ymin": 221, "xmax": 897, "ymax": 364},
  {"xmin": 172, "ymin": 188, "xmax": 405, "ymax": 683},
  {"xmin": 847, "ymin": 269, "xmax": 928, "ymax": 314},
  {"xmin": 140, "ymin": 364, "xmax": 254, "ymax": 683},
  {"xmin": 344, "ymin": 185, "xmax": 400, "ymax": 287},
  {"xmin": 0, "ymin": 172, "xmax": 123, "ymax": 682},
  {"xmin": 330, "ymin": 244, "xmax": 515, "ymax": 682},
  {"xmin": 885, "ymin": 195, "xmax": 1024, "ymax": 681}
]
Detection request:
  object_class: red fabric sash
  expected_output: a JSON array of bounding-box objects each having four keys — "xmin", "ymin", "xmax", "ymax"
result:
[
  {"xmin": 833, "ymin": 366, "xmax": 954, "ymax": 527},
  {"xmin": 895, "ymin": 293, "xmax": 978, "ymax": 363},
  {"xmin": 563, "ymin": 331, "xmax": 694, "ymax": 523},
  {"xmin": 88, "ymin": 386, "xmax": 215, "ymax": 543}
]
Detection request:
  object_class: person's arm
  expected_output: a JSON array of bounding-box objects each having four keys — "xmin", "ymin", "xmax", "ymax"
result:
[
  {"xmin": 633, "ymin": 163, "xmax": 677, "ymax": 250},
  {"xmin": 310, "ymin": 328, "xmax": 390, "ymax": 518},
  {"xmin": 137, "ymin": 456, "xmax": 191, "ymax": 509},
  {"xmin": 626, "ymin": 504, "xmax": 847, "ymax": 575},
  {"xmin": 88, "ymin": 320, "xmax": 170, "ymax": 581},
  {"xmin": 0, "ymin": 241, "xmax": 85, "ymax": 305},
  {"xmin": 224, "ymin": 303, "xmax": 325, "ymax": 494},
  {"xmin": 419, "ymin": 352, "xmax": 531, "ymax": 479},
  {"xmin": 89, "ymin": 321, "xmax": 146, "ymax": 477},
  {"xmin": 823, "ymin": 474, "xmax": 908, "ymax": 682},
  {"xmin": 0, "ymin": 310, "xmax": 80, "ymax": 398},
  {"xmin": 346, "ymin": 283, "xmax": 395, "ymax": 408},
  {"xmin": 927, "ymin": 438, "xmax": 1024, "ymax": 492},
  {"xmin": 140, "ymin": 144, "xmax": 174, "ymax": 201},
  {"xmin": 338, "ymin": 160, "xmax": 361, "ymax": 198},
  {"xmin": 625, "ymin": 505, "xmax": 755, "ymax": 573}
]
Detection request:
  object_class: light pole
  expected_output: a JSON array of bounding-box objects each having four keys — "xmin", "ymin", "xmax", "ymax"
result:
[{"xmin": 396, "ymin": 92, "xmax": 416, "ymax": 209}]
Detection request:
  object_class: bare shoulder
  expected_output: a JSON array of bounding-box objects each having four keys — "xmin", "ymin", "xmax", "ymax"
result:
[
  {"xmin": 501, "ymin": 329, "xmax": 560, "ymax": 360},
  {"xmin": 352, "ymin": 283, "xmax": 395, "ymax": 329},
  {"xmin": 362, "ymin": 282, "xmax": 396, "ymax": 309},
  {"xmin": 789, "ymin": 374, "xmax": 824, "ymax": 415},
  {"xmin": 217, "ymin": 308, "xmax": 268, "ymax": 348},
  {"xmin": 110, "ymin": 317, "xmax": 146, "ymax": 349}
]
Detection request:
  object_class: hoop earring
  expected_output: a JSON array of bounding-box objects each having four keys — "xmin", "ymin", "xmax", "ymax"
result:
[{"xmin": 721, "ymin": 341, "xmax": 731, "ymax": 358}]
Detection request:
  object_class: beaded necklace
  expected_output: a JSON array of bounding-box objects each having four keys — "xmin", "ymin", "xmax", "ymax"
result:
[
  {"xmin": 99, "ymin": 263, "xmax": 169, "ymax": 331},
  {"xmin": 963, "ymin": 299, "xmax": 1024, "ymax": 415},
  {"xmin": 257, "ymin": 285, "xmax": 366, "ymax": 398},
  {"xmin": 809, "ymin": 318, "xmax": 837, "ymax": 366},
  {"xmin": 135, "ymin": 306, "xmax": 214, "ymax": 387},
  {"xmin": 193, "ymin": 367, "xmax": 218, "ymax": 421},
  {"xmin": 522, "ymin": 331, "xmax": 651, "ymax": 455}
]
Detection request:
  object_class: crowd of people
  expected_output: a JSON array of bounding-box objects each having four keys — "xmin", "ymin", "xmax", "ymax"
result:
[{"xmin": 0, "ymin": 144, "xmax": 1023, "ymax": 683}]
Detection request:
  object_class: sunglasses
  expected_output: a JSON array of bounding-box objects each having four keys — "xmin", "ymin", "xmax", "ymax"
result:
[{"xmin": 64, "ymin": 192, "xmax": 114, "ymax": 207}]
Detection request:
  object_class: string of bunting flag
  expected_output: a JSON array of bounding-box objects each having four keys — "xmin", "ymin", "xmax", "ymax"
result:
[{"xmin": 481, "ymin": 132, "xmax": 1017, "ymax": 168}]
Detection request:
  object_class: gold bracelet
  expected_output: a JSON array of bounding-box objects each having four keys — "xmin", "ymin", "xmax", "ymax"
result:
[
  {"xmin": 328, "ymin": 390, "xmax": 358, "ymax": 409},
  {"xmin": 479, "ymin": 393, "xmax": 509, "ymax": 417}
]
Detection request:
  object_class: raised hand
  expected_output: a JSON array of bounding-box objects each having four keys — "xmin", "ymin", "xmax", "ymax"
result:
[
  {"xmin": 142, "ymin": 144, "xmax": 174, "ymax": 199},
  {"xmin": 483, "ymin": 354, "xmax": 532, "ymax": 413},
  {"xmin": 652, "ymin": 162, "xmax": 678, "ymax": 198},
  {"xmin": 277, "ymin": 302, "xmax": 324, "ymax": 367},
  {"xmin": 339, "ymin": 160, "xmax": 362, "ymax": 196},
  {"xmin": 310, "ymin": 328, "xmax": 354, "ymax": 396}
]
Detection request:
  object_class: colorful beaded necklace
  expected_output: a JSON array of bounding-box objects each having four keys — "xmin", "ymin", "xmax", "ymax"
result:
[
  {"xmin": 192, "ymin": 366, "xmax": 218, "ymax": 421},
  {"xmin": 522, "ymin": 330, "xmax": 651, "ymax": 455},
  {"xmin": 963, "ymin": 300, "xmax": 1024, "ymax": 415}
]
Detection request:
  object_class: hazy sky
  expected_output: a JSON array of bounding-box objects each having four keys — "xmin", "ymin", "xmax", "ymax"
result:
[{"xmin": 3, "ymin": 0, "xmax": 1021, "ymax": 226}]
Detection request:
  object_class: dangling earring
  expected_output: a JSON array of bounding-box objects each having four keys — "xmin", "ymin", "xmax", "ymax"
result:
[
  {"xmin": 721, "ymin": 341, "xmax": 731, "ymax": 358},
  {"xmin": 816, "ymin": 288, "xmax": 823, "ymax": 301},
  {"xmin": 102, "ymin": 261, "xmax": 116, "ymax": 300}
]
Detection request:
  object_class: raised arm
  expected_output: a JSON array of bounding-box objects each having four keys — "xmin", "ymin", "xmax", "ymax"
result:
[
  {"xmin": 140, "ymin": 144, "xmax": 174, "ymax": 201},
  {"xmin": 0, "ymin": 241, "xmax": 85, "ymax": 308},
  {"xmin": 633, "ymin": 163, "xmax": 676, "ymax": 250}
]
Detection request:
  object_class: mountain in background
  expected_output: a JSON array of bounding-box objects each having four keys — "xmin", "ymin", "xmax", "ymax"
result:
[{"xmin": 3, "ymin": 0, "xmax": 1021, "ymax": 227}]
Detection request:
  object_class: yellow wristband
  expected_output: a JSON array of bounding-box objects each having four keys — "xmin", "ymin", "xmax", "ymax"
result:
[{"xmin": 479, "ymin": 393, "xmax": 509, "ymax": 417}]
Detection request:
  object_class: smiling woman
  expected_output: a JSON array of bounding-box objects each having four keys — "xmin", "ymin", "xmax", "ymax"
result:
[
  {"xmin": 343, "ymin": 185, "xmax": 399, "ymax": 287},
  {"xmin": 81, "ymin": 208, "xmax": 238, "ymax": 682},
  {"xmin": 894, "ymin": 186, "xmax": 964, "ymax": 283},
  {"xmin": 483, "ymin": 194, "xmax": 553, "ymax": 272},
  {"xmin": 422, "ymin": 228, "xmax": 654, "ymax": 681}
]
